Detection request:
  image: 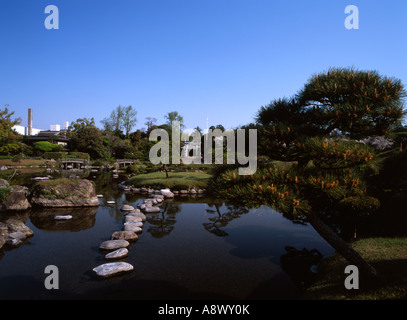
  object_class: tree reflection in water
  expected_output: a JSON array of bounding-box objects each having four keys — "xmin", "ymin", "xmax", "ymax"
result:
[
  {"xmin": 146, "ymin": 201, "xmax": 181, "ymax": 238},
  {"xmin": 203, "ymin": 201, "xmax": 249, "ymax": 237}
]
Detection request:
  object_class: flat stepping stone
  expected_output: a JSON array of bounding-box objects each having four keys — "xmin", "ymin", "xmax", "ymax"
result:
[
  {"xmin": 124, "ymin": 215, "xmax": 143, "ymax": 223},
  {"xmin": 123, "ymin": 223, "xmax": 142, "ymax": 233},
  {"xmin": 99, "ymin": 239, "xmax": 129, "ymax": 250},
  {"xmin": 54, "ymin": 215, "xmax": 72, "ymax": 220},
  {"xmin": 111, "ymin": 230, "xmax": 138, "ymax": 241},
  {"xmin": 121, "ymin": 204, "xmax": 134, "ymax": 211},
  {"xmin": 143, "ymin": 206, "xmax": 160, "ymax": 213},
  {"xmin": 93, "ymin": 262, "xmax": 133, "ymax": 277},
  {"xmin": 97, "ymin": 194, "xmax": 103, "ymax": 198},
  {"xmin": 105, "ymin": 248, "xmax": 128, "ymax": 260},
  {"xmin": 128, "ymin": 212, "xmax": 146, "ymax": 221},
  {"xmin": 107, "ymin": 201, "xmax": 115, "ymax": 204}
]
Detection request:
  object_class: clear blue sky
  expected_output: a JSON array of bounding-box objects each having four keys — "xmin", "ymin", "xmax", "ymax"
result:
[{"xmin": 1, "ymin": 0, "xmax": 406, "ymax": 131}]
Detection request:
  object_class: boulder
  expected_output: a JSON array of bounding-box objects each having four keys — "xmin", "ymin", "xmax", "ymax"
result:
[
  {"xmin": 5, "ymin": 231, "xmax": 26, "ymax": 247},
  {"xmin": 92, "ymin": 262, "xmax": 133, "ymax": 277},
  {"xmin": 30, "ymin": 179, "xmax": 99, "ymax": 207},
  {"xmin": 99, "ymin": 239, "xmax": 129, "ymax": 251},
  {"xmin": 105, "ymin": 248, "xmax": 128, "ymax": 260},
  {"xmin": 5, "ymin": 219, "xmax": 34, "ymax": 237},
  {"xmin": 0, "ymin": 179, "xmax": 9, "ymax": 189},
  {"xmin": 0, "ymin": 185, "xmax": 31, "ymax": 212}
]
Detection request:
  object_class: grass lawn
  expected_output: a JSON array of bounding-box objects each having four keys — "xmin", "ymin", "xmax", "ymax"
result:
[
  {"xmin": 0, "ymin": 158, "xmax": 48, "ymax": 167},
  {"xmin": 303, "ymin": 237, "xmax": 407, "ymax": 300},
  {"xmin": 126, "ymin": 171, "xmax": 211, "ymax": 190}
]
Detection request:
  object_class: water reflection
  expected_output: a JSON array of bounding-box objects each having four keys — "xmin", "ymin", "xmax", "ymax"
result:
[
  {"xmin": 280, "ymin": 246, "xmax": 323, "ymax": 291},
  {"xmin": 203, "ymin": 202, "xmax": 249, "ymax": 237},
  {"xmin": 146, "ymin": 202, "xmax": 181, "ymax": 238},
  {"xmin": 30, "ymin": 207, "xmax": 98, "ymax": 231}
]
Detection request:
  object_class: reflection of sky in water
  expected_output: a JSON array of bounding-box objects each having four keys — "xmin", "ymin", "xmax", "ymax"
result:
[{"xmin": 0, "ymin": 188, "xmax": 334, "ymax": 299}]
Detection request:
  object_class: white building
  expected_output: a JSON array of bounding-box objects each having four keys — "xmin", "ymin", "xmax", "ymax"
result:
[
  {"xmin": 12, "ymin": 125, "xmax": 42, "ymax": 136},
  {"xmin": 50, "ymin": 124, "xmax": 61, "ymax": 131}
]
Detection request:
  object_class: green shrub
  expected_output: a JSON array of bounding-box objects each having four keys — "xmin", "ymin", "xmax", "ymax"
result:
[
  {"xmin": 43, "ymin": 152, "xmax": 66, "ymax": 159},
  {"xmin": 0, "ymin": 187, "xmax": 11, "ymax": 203},
  {"xmin": 339, "ymin": 196, "xmax": 381, "ymax": 217},
  {"xmin": 68, "ymin": 152, "xmax": 90, "ymax": 160}
]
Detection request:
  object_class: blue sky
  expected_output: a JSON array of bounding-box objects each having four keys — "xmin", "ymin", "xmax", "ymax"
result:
[{"xmin": 0, "ymin": 0, "xmax": 406, "ymax": 132}]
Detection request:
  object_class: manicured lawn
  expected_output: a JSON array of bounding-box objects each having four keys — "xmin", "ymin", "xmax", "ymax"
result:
[
  {"xmin": 303, "ymin": 237, "xmax": 407, "ymax": 300},
  {"xmin": 0, "ymin": 158, "xmax": 48, "ymax": 167},
  {"xmin": 126, "ymin": 171, "xmax": 211, "ymax": 190}
]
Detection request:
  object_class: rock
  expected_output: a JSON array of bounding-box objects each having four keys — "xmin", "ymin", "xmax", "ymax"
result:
[
  {"xmin": 0, "ymin": 179, "xmax": 10, "ymax": 188},
  {"xmin": 5, "ymin": 219, "xmax": 34, "ymax": 237},
  {"xmin": 126, "ymin": 211, "xmax": 146, "ymax": 221},
  {"xmin": 30, "ymin": 178, "xmax": 99, "ymax": 207},
  {"xmin": 105, "ymin": 248, "xmax": 128, "ymax": 260},
  {"xmin": 0, "ymin": 236, "xmax": 5, "ymax": 250},
  {"xmin": 92, "ymin": 262, "xmax": 133, "ymax": 277},
  {"xmin": 99, "ymin": 239, "xmax": 129, "ymax": 251},
  {"xmin": 121, "ymin": 204, "xmax": 134, "ymax": 211},
  {"xmin": 54, "ymin": 215, "xmax": 72, "ymax": 220},
  {"xmin": 107, "ymin": 200, "xmax": 115, "ymax": 204},
  {"xmin": 123, "ymin": 223, "xmax": 143, "ymax": 233},
  {"xmin": 160, "ymin": 189, "xmax": 174, "ymax": 198},
  {"xmin": 189, "ymin": 189, "xmax": 197, "ymax": 194},
  {"xmin": 0, "ymin": 222, "xmax": 8, "ymax": 236},
  {"xmin": 143, "ymin": 206, "xmax": 160, "ymax": 213},
  {"xmin": 97, "ymin": 194, "xmax": 103, "ymax": 198},
  {"xmin": 124, "ymin": 215, "xmax": 143, "ymax": 223},
  {"xmin": 111, "ymin": 231, "xmax": 138, "ymax": 241},
  {"xmin": 5, "ymin": 231, "xmax": 27, "ymax": 247},
  {"xmin": 180, "ymin": 190, "xmax": 188, "ymax": 194},
  {"xmin": 0, "ymin": 185, "xmax": 31, "ymax": 211}
]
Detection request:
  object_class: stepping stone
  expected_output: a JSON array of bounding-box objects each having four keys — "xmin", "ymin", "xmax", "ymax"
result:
[
  {"xmin": 125, "ymin": 211, "xmax": 146, "ymax": 221},
  {"xmin": 121, "ymin": 204, "xmax": 134, "ymax": 211},
  {"xmin": 123, "ymin": 223, "xmax": 142, "ymax": 233},
  {"xmin": 97, "ymin": 194, "xmax": 103, "ymax": 198},
  {"xmin": 143, "ymin": 206, "xmax": 160, "ymax": 213},
  {"xmin": 54, "ymin": 215, "xmax": 72, "ymax": 220},
  {"xmin": 107, "ymin": 201, "xmax": 115, "ymax": 204},
  {"xmin": 105, "ymin": 248, "xmax": 128, "ymax": 260},
  {"xmin": 111, "ymin": 230, "xmax": 138, "ymax": 241},
  {"xmin": 99, "ymin": 239, "xmax": 129, "ymax": 251},
  {"xmin": 92, "ymin": 262, "xmax": 133, "ymax": 277},
  {"xmin": 160, "ymin": 189, "xmax": 174, "ymax": 198},
  {"xmin": 124, "ymin": 215, "xmax": 143, "ymax": 223}
]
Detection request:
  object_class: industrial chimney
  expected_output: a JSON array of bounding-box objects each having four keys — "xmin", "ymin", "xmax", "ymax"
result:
[{"xmin": 27, "ymin": 108, "xmax": 33, "ymax": 136}]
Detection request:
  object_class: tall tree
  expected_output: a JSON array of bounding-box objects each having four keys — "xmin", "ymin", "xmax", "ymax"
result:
[
  {"xmin": 68, "ymin": 118, "xmax": 109, "ymax": 159},
  {"xmin": 0, "ymin": 105, "xmax": 21, "ymax": 144},
  {"xmin": 145, "ymin": 117, "xmax": 158, "ymax": 134},
  {"xmin": 122, "ymin": 105, "xmax": 137, "ymax": 138},
  {"xmin": 165, "ymin": 111, "xmax": 184, "ymax": 129},
  {"xmin": 101, "ymin": 105, "xmax": 125, "ymax": 132}
]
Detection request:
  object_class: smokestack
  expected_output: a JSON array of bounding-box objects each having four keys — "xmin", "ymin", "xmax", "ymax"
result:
[{"xmin": 28, "ymin": 108, "xmax": 32, "ymax": 136}]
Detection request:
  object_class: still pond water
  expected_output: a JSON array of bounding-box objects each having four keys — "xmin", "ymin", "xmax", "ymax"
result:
[{"xmin": 0, "ymin": 172, "xmax": 334, "ymax": 300}]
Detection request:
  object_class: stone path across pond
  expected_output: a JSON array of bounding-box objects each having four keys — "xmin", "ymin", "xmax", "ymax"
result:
[{"xmin": 92, "ymin": 188, "xmax": 173, "ymax": 278}]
